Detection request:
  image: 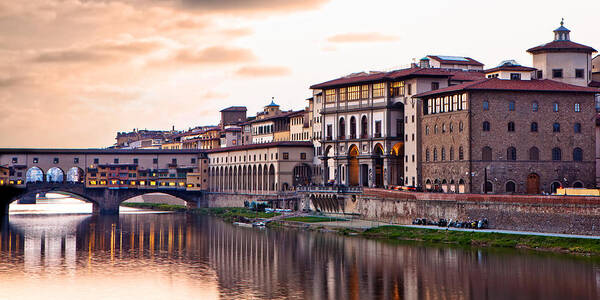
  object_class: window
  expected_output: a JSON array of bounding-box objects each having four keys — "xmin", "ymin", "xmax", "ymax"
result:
[
  {"xmin": 552, "ymin": 148, "xmax": 562, "ymax": 161},
  {"xmin": 53, "ymin": 158, "xmax": 59, "ymax": 164},
  {"xmin": 433, "ymin": 148, "xmax": 438, "ymax": 161},
  {"xmin": 348, "ymin": 86, "xmax": 360, "ymax": 100},
  {"xmin": 94, "ymin": 158, "xmax": 99, "ymax": 164},
  {"xmin": 459, "ymin": 121, "xmax": 464, "ymax": 132},
  {"xmin": 510, "ymin": 73, "xmax": 521, "ymax": 80},
  {"xmin": 350, "ymin": 117, "xmax": 357, "ymax": 139},
  {"xmin": 506, "ymin": 181, "xmax": 516, "ymax": 193},
  {"xmin": 431, "ymin": 82, "xmax": 439, "ymax": 90},
  {"xmin": 375, "ymin": 121, "xmax": 381, "ymax": 138},
  {"xmin": 390, "ymin": 81, "xmax": 405, "ymax": 97},
  {"xmin": 507, "ymin": 122, "xmax": 515, "ymax": 132},
  {"xmin": 482, "ymin": 146, "xmax": 492, "ymax": 161},
  {"xmin": 325, "ymin": 89, "xmax": 336, "ymax": 102},
  {"xmin": 361, "ymin": 116, "xmax": 368, "ymax": 138},
  {"xmin": 553, "ymin": 123, "xmax": 560, "ymax": 132},
  {"xmin": 530, "ymin": 122, "xmax": 538, "ymax": 132},
  {"xmin": 372, "ymin": 83, "xmax": 385, "ymax": 98},
  {"xmin": 532, "ymin": 102, "xmax": 538, "ymax": 112},
  {"xmin": 574, "ymin": 123, "xmax": 582, "ymax": 133},
  {"xmin": 425, "ymin": 126, "xmax": 429, "ymax": 135},
  {"xmin": 339, "ymin": 87, "xmax": 347, "ymax": 101},
  {"xmin": 338, "ymin": 118, "xmax": 345, "ymax": 139},
  {"xmin": 449, "ymin": 123, "xmax": 453, "ymax": 133},
  {"xmin": 434, "ymin": 125, "xmax": 438, "ymax": 134},
  {"xmin": 552, "ymin": 69, "xmax": 563, "ymax": 78},
  {"xmin": 573, "ymin": 148, "xmax": 583, "ymax": 161},
  {"xmin": 326, "ymin": 124, "xmax": 333, "ymax": 140},
  {"xmin": 442, "ymin": 123, "xmax": 446, "ymax": 133},
  {"xmin": 114, "ymin": 158, "xmax": 119, "ymax": 164},
  {"xmin": 407, "ymin": 84, "xmax": 412, "ymax": 95},
  {"xmin": 153, "ymin": 158, "xmax": 158, "ymax": 164},
  {"xmin": 360, "ymin": 85, "xmax": 369, "ymax": 99},
  {"xmin": 574, "ymin": 103, "xmax": 581, "ymax": 112},
  {"xmin": 507, "ymin": 147, "xmax": 517, "ymax": 160},
  {"xmin": 425, "ymin": 148, "xmax": 430, "ymax": 162},
  {"xmin": 133, "ymin": 158, "xmax": 139, "ymax": 164},
  {"xmin": 191, "ymin": 158, "xmax": 196, "ymax": 164},
  {"xmin": 508, "ymin": 101, "xmax": 515, "ymax": 111},
  {"xmin": 300, "ymin": 153, "xmax": 306, "ymax": 160},
  {"xmin": 575, "ymin": 69, "xmax": 584, "ymax": 78},
  {"xmin": 529, "ymin": 147, "xmax": 539, "ymax": 161},
  {"xmin": 536, "ymin": 70, "xmax": 543, "ymax": 79},
  {"xmin": 449, "ymin": 147, "xmax": 454, "ymax": 161},
  {"xmin": 33, "ymin": 157, "xmax": 38, "ymax": 163},
  {"xmin": 283, "ymin": 152, "xmax": 289, "ymax": 160},
  {"xmin": 452, "ymin": 95, "xmax": 458, "ymax": 111},
  {"xmin": 441, "ymin": 148, "xmax": 446, "ymax": 161},
  {"xmin": 459, "ymin": 146, "xmax": 464, "ymax": 160},
  {"xmin": 11, "ymin": 157, "xmax": 17, "ymax": 163},
  {"xmin": 483, "ymin": 121, "xmax": 490, "ymax": 131},
  {"xmin": 483, "ymin": 101, "xmax": 489, "ymax": 111}
]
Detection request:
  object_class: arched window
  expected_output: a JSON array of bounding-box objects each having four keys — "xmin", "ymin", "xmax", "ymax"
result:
[
  {"xmin": 449, "ymin": 147, "xmax": 454, "ymax": 161},
  {"xmin": 449, "ymin": 123, "xmax": 454, "ymax": 133},
  {"xmin": 529, "ymin": 147, "xmax": 539, "ymax": 161},
  {"xmin": 483, "ymin": 121, "xmax": 490, "ymax": 131},
  {"xmin": 505, "ymin": 181, "xmax": 516, "ymax": 193},
  {"xmin": 361, "ymin": 116, "xmax": 368, "ymax": 138},
  {"xmin": 507, "ymin": 121, "xmax": 515, "ymax": 132},
  {"xmin": 483, "ymin": 101, "xmax": 489, "ymax": 111},
  {"xmin": 459, "ymin": 146, "xmax": 464, "ymax": 160},
  {"xmin": 508, "ymin": 101, "xmax": 515, "ymax": 111},
  {"xmin": 350, "ymin": 116, "xmax": 357, "ymax": 139},
  {"xmin": 553, "ymin": 123, "xmax": 560, "ymax": 132},
  {"xmin": 507, "ymin": 147, "xmax": 517, "ymax": 160},
  {"xmin": 573, "ymin": 148, "xmax": 583, "ymax": 161},
  {"xmin": 425, "ymin": 148, "xmax": 430, "ymax": 162},
  {"xmin": 434, "ymin": 125, "xmax": 438, "ymax": 134},
  {"xmin": 425, "ymin": 125, "xmax": 429, "ymax": 135},
  {"xmin": 573, "ymin": 181, "xmax": 584, "ymax": 188},
  {"xmin": 484, "ymin": 181, "xmax": 493, "ymax": 193},
  {"xmin": 433, "ymin": 148, "xmax": 438, "ymax": 161},
  {"xmin": 552, "ymin": 147, "xmax": 562, "ymax": 161},
  {"xmin": 441, "ymin": 148, "xmax": 446, "ymax": 161},
  {"xmin": 574, "ymin": 103, "xmax": 581, "ymax": 112},
  {"xmin": 530, "ymin": 122, "xmax": 538, "ymax": 132},
  {"xmin": 532, "ymin": 102, "xmax": 539, "ymax": 112},
  {"xmin": 442, "ymin": 123, "xmax": 446, "ymax": 133},
  {"xmin": 338, "ymin": 118, "xmax": 345, "ymax": 139},
  {"xmin": 552, "ymin": 102, "xmax": 559, "ymax": 112},
  {"xmin": 459, "ymin": 121, "xmax": 464, "ymax": 132},
  {"xmin": 482, "ymin": 146, "xmax": 492, "ymax": 161},
  {"xmin": 574, "ymin": 123, "xmax": 581, "ymax": 133}
]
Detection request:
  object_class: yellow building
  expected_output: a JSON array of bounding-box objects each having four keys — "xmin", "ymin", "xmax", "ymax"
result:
[
  {"xmin": 161, "ymin": 141, "xmax": 182, "ymax": 150},
  {"xmin": 0, "ymin": 165, "xmax": 9, "ymax": 186}
]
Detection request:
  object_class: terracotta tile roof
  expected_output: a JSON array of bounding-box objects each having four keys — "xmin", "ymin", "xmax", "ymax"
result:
[
  {"xmin": 427, "ymin": 55, "xmax": 484, "ymax": 66},
  {"xmin": 244, "ymin": 110, "xmax": 303, "ymax": 124},
  {"xmin": 205, "ymin": 141, "xmax": 313, "ymax": 153},
  {"xmin": 527, "ymin": 40, "xmax": 596, "ymax": 54},
  {"xmin": 310, "ymin": 67, "xmax": 483, "ymax": 89},
  {"xmin": 415, "ymin": 78, "xmax": 600, "ymax": 97},
  {"xmin": 484, "ymin": 65, "xmax": 537, "ymax": 73},
  {"xmin": 220, "ymin": 106, "xmax": 247, "ymax": 112}
]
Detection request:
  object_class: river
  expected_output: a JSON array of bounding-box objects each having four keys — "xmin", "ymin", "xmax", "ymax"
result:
[{"xmin": 1, "ymin": 202, "xmax": 599, "ymax": 299}]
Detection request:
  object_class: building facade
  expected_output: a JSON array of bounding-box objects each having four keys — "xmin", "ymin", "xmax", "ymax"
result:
[{"xmin": 417, "ymin": 78, "xmax": 597, "ymax": 194}]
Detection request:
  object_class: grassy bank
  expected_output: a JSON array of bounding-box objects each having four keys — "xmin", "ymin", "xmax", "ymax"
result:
[
  {"xmin": 283, "ymin": 216, "xmax": 347, "ymax": 223},
  {"xmin": 362, "ymin": 226, "xmax": 600, "ymax": 256}
]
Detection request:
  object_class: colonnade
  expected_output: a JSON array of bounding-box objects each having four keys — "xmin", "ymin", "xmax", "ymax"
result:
[{"xmin": 208, "ymin": 164, "xmax": 277, "ymax": 193}]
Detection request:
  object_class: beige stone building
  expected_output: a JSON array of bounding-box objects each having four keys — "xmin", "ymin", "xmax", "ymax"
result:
[{"xmin": 207, "ymin": 141, "xmax": 314, "ymax": 193}]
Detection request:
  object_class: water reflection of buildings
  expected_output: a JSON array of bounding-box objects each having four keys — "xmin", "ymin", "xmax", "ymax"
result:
[{"xmin": 1, "ymin": 214, "xmax": 599, "ymax": 300}]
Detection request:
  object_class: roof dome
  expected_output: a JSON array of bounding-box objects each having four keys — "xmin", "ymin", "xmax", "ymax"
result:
[
  {"xmin": 266, "ymin": 98, "xmax": 279, "ymax": 107},
  {"xmin": 553, "ymin": 19, "xmax": 571, "ymax": 41}
]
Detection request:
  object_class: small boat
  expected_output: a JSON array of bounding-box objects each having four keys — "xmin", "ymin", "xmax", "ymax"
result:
[{"xmin": 233, "ymin": 222, "xmax": 253, "ymax": 228}]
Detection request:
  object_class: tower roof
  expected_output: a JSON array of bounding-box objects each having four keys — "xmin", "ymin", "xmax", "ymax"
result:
[
  {"xmin": 266, "ymin": 98, "xmax": 279, "ymax": 107},
  {"xmin": 527, "ymin": 20, "xmax": 596, "ymax": 54}
]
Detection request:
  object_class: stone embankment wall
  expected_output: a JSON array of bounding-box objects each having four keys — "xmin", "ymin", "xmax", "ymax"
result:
[
  {"xmin": 204, "ymin": 192, "xmax": 299, "ymax": 209},
  {"xmin": 348, "ymin": 189, "xmax": 600, "ymax": 235}
]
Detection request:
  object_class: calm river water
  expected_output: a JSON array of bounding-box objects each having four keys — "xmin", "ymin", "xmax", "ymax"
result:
[{"xmin": 1, "ymin": 207, "xmax": 599, "ymax": 299}]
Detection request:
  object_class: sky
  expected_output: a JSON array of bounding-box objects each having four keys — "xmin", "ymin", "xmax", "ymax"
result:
[{"xmin": 1, "ymin": 0, "xmax": 598, "ymax": 148}]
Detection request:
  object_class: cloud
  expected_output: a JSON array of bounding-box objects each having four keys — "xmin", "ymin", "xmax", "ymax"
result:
[
  {"xmin": 220, "ymin": 28, "xmax": 253, "ymax": 38},
  {"xmin": 177, "ymin": 0, "xmax": 329, "ymax": 13},
  {"xmin": 173, "ymin": 46, "xmax": 256, "ymax": 64},
  {"xmin": 30, "ymin": 39, "xmax": 166, "ymax": 64},
  {"xmin": 235, "ymin": 65, "xmax": 291, "ymax": 77},
  {"xmin": 0, "ymin": 75, "xmax": 27, "ymax": 87},
  {"xmin": 327, "ymin": 32, "xmax": 400, "ymax": 43}
]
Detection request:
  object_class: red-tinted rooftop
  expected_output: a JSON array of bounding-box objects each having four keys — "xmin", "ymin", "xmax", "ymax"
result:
[
  {"xmin": 205, "ymin": 141, "xmax": 313, "ymax": 153},
  {"xmin": 527, "ymin": 40, "xmax": 596, "ymax": 54},
  {"xmin": 485, "ymin": 65, "xmax": 537, "ymax": 73},
  {"xmin": 415, "ymin": 78, "xmax": 600, "ymax": 97}
]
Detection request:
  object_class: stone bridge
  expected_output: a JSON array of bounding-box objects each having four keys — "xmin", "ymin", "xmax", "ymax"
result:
[{"xmin": 0, "ymin": 182, "xmax": 206, "ymax": 217}]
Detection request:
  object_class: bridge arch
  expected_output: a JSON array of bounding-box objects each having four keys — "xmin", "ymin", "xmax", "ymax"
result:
[{"xmin": 66, "ymin": 167, "xmax": 85, "ymax": 183}]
